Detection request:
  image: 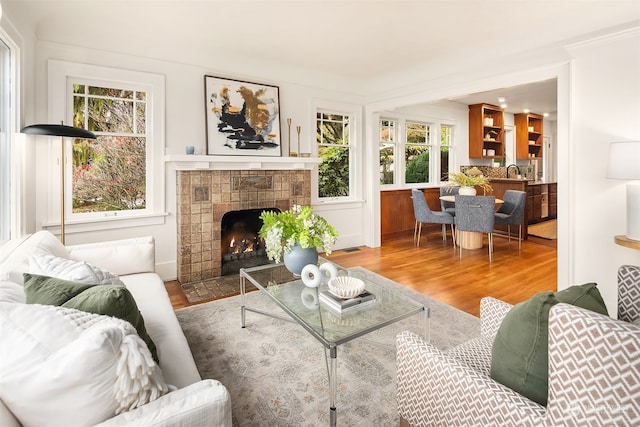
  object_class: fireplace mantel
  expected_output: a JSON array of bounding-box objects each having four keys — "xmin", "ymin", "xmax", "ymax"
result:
[{"xmin": 165, "ymin": 155, "xmax": 320, "ymax": 171}]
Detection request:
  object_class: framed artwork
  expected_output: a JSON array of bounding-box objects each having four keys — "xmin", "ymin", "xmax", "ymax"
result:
[{"xmin": 204, "ymin": 75, "xmax": 281, "ymax": 156}]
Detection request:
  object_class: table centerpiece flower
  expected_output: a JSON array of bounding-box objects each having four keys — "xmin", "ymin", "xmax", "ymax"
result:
[
  {"xmin": 447, "ymin": 167, "xmax": 493, "ymax": 195},
  {"xmin": 259, "ymin": 205, "xmax": 339, "ymax": 270}
]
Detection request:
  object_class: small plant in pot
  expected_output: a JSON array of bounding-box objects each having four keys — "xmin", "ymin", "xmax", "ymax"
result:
[
  {"xmin": 259, "ymin": 205, "xmax": 339, "ymax": 275},
  {"xmin": 447, "ymin": 167, "xmax": 493, "ymax": 195}
]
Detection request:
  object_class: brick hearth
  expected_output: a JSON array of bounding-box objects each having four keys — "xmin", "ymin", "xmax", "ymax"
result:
[{"xmin": 176, "ymin": 169, "xmax": 311, "ymax": 283}]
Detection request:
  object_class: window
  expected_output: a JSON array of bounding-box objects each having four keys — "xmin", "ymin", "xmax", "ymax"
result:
[
  {"xmin": 316, "ymin": 111, "xmax": 353, "ymax": 199},
  {"xmin": 71, "ymin": 83, "xmax": 147, "ymax": 214},
  {"xmin": 379, "ymin": 116, "xmax": 455, "ymax": 188},
  {"xmin": 440, "ymin": 125, "xmax": 453, "ymax": 181},
  {"xmin": 0, "ymin": 35, "xmax": 13, "ymax": 243},
  {"xmin": 405, "ymin": 121, "xmax": 431, "ymax": 184},
  {"xmin": 49, "ymin": 60, "xmax": 165, "ymax": 229},
  {"xmin": 379, "ymin": 119, "xmax": 396, "ymax": 185}
]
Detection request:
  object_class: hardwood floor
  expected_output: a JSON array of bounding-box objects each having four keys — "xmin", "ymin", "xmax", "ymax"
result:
[{"xmin": 165, "ymin": 231, "xmax": 557, "ymax": 317}]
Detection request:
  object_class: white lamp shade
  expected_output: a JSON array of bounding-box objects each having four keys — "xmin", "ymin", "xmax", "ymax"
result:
[{"xmin": 607, "ymin": 141, "xmax": 640, "ymax": 180}]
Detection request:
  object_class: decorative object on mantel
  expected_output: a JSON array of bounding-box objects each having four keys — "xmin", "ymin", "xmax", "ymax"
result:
[
  {"xmin": 259, "ymin": 205, "xmax": 338, "ymax": 276},
  {"xmin": 607, "ymin": 141, "xmax": 640, "ymax": 241},
  {"xmin": 21, "ymin": 123, "xmax": 97, "ymax": 244},
  {"xmin": 287, "ymin": 118, "xmax": 297, "ymax": 157},
  {"xmin": 447, "ymin": 167, "xmax": 493, "ymax": 196},
  {"xmin": 296, "ymin": 125, "xmax": 301, "ymax": 157},
  {"xmin": 204, "ymin": 75, "xmax": 281, "ymax": 157}
]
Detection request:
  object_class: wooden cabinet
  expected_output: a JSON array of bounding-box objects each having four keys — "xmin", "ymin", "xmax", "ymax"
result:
[
  {"xmin": 549, "ymin": 183, "xmax": 557, "ymax": 218},
  {"xmin": 515, "ymin": 112, "xmax": 543, "ymax": 160},
  {"xmin": 380, "ymin": 188, "xmax": 442, "ymax": 242},
  {"xmin": 469, "ymin": 103, "xmax": 504, "ymax": 159}
]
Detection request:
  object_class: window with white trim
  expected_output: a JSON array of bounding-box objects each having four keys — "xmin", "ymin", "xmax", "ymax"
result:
[
  {"xmin": 71, "ymin": 83, "xmax": 147, "ymax": 214},
  {"xmin": 379, "ymin": 119, "xmax": 396, "ymax": 185},
  {"xmin": 440, "ymin": 125, "xmax": 453, "ymax": 181},
  {"xmin": 49, "ymin": 61, "xmax": 165, "ymax": 228},
  {"xmin": 405, "ymin": 121, "xmax": 431, "ymax": 185},
  {"xmin": 316, "ymin": 110, "xmax": 354, "ymax": 199},
  {"xmin": 0, "ymin": 36, "xmax": 13, "ymax": 243},
  {"xmin": 379, "ymin": 116, "xmax": 455, "ymax": 187}
]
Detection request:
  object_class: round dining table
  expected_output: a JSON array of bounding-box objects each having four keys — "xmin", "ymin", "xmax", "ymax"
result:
[{"xmin": 439, "ymin": 195, "xmax": 504, "ymax": 250}]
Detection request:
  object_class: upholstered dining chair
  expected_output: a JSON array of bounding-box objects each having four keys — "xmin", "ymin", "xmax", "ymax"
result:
[
  {"xmin": 494, "ymin": 190, "xmax": 527, "ymax": 249},
  {"xmin": 454, "ymin": 195, "xmax": 496, "ymax": 262},
  {"xmin": 439, "ymin": 186, "xmax": 459, "ymax": 217},
  {"xmin": 411, "ymin": 188, "xmax": 455, "ymax": 248}
]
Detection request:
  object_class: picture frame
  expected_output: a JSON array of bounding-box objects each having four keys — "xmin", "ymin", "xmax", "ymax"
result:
[{"xmin": 204, "ymin": 75, "xmax": 281, "ymax": 156}]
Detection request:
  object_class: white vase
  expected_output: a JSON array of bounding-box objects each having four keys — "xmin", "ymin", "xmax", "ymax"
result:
[{"xmin": 459, "ymin": 186, "xmax": 477, "ymax": 196}]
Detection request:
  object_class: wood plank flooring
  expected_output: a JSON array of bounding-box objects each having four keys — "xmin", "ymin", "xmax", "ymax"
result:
[{"xmin": 165, "ymin": 231, "xmax": 557, "ymax": 317}]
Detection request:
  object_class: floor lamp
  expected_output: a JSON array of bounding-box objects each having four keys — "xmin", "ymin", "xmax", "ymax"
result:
[{"xmin": 21, "ymin": 124, "xmax": 97, "ymax": 244}]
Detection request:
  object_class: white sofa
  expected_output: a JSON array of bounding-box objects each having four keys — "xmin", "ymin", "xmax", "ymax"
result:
[{"xmin": 0, "ymin": 231, "xmax": 232, "ymax": 426}]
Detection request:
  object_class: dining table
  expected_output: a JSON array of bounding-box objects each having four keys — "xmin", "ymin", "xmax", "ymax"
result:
[{"xmin": 439, "ymin": 195, "xmax": 504, "ymax": 250}]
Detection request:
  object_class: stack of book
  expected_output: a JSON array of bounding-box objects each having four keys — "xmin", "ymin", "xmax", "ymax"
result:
[{"xmin": 319, "ymin": 289, "xmax": 376, "ymax": 313}]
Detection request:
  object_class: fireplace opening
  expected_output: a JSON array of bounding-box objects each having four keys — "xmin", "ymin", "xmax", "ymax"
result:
[{"xmin": 220, "ymin": 208, "xmax": 279, "ymax": 276}]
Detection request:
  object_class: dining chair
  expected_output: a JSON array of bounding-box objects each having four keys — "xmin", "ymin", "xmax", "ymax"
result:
[
  {"xmin": 411, "ymin": 188, "xmax": 455, "ymax": 248},
  {"xmin": 439, "ymin": 186, "xmax": 459, "ymax": 217},
  {"xmin": 454, "ymin": 195, "xmax": 496, "ymax": 262},
  {"xmin": 494, "ymin": 189, "xmax": 527, "ymax": 249}
]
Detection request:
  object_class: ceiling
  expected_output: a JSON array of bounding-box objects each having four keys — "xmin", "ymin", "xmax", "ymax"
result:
[{"xmin": 3, "ymin": 0, "xmax": 639, "ymax": 115}]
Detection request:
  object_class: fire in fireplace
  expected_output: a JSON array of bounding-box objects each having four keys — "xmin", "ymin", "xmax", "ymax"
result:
[{"xmin": 220, "ymin": 208, "xmax": 278, "ymax": 276}]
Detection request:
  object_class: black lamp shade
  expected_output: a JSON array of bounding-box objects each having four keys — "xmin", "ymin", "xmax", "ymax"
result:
[{"xmin": 21, "ymin": 124, "xmax": 96, "ymax": 139}]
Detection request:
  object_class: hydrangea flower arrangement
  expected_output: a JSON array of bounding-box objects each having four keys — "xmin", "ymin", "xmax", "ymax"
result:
[{"xmin": 258, "ymin": 205, "xmax": 339, "ymax": 263}]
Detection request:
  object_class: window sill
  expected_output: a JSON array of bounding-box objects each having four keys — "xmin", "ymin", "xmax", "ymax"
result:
[{"xmin": 42, "ymin": 212, "xmax": 168, "ymax": 236}]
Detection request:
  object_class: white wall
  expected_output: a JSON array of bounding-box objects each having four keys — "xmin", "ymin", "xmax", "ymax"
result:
[
  {"xmin": 564, "ymin": 28, "xmax": 640, "ymax": 314},
  {"xmin": 24, "ymin": 41, "xmax": 366, "ymax": 279}
]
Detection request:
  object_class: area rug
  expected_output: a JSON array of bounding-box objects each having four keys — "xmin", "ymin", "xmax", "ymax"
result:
[
  {"xmin": 528, "ymin": 219, "xmax": 557, "ymax": 240},
  {"xmin": 175, "ymin": 267, "xmax": 480, "ymax": 426}
]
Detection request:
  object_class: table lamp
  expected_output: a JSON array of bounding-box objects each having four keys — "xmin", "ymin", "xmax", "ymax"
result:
[
  {"xmin": 21, "ymin": 123, "xmax": 97, "ymax": 244},
  {"xmin": 607, "ymin": 141, "xmax": 640, "ymax": 241}
]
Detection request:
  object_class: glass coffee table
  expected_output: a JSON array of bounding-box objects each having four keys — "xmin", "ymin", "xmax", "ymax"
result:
[{"xmin": 239, "ymin": 259, "xmax": 429, "ymax": 426}]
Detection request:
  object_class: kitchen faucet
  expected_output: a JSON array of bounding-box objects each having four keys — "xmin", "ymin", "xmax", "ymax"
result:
[{"xmin": 506, "ymin": 164, "xmax": 521, "ymax": 179}]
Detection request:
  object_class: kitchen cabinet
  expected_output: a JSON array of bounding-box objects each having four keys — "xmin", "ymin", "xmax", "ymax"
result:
[
  {"xmin": 515, "ymin": 112, "xmax": 544, "ymax": 160},
  {"xmin": 527, "ymin": 183, "xmax": 557, "ymax": 224},
  {"xmin": 469, "ymin": 103, "xmax": 504, "ymax": 159},
  {"xmin": 549, "ymin": 183, "xmax": 557, "ymax": 218},
  {"xmin": 380, "ymin": 188, "xmax": 441, "ymax": 242}
]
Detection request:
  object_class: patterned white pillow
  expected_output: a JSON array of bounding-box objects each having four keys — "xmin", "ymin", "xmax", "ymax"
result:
[
  {"xmin": 0, "ymin": 302, "xmax": 169, "ymax": 426},
  {"xmin": 30, "ymin": 254, "xmax": 125, "ymax": 287}
]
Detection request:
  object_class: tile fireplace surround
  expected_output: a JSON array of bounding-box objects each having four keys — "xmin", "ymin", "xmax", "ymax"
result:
[{"xmin": 176, "ymin": 169, "xmax": 312, "ymax": 284}]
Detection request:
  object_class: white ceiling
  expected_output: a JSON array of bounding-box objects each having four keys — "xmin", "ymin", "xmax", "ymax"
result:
[{"xmin": 3, "ymin": 0, "xmax": 639, "ymax": 114}]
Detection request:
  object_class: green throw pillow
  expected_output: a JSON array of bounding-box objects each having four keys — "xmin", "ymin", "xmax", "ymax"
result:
[
  {"xmin": 490, "ymin": 283, "xmax": 608, "ymax": 406},
  {"xmin": 23, "ymin": 273, "xmax": 159, "ymax": 363}
]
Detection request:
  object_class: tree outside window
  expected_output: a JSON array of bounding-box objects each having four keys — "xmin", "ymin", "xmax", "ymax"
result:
[
  {"xmin": 72, "ymin": 84, "xmax": 147, "ymax": 213},
  {"xmin": 379, "ymin": 119, "xmax": 396, "ymax": 185},
  {"xmin": 440, "ymin": 125, "xmax": 453, "ymax": 181},
  {"xmin": 405, "ymin": 122, "xmax": 430, "ymax": 184},
  {"xmin": 317, "ymin": 112, "xmax": 351, "ymax": 198}
]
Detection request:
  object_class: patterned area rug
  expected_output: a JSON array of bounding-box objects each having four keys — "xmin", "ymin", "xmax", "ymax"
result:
[{"xmin": 175, "ymin": 267, "xmax": 480, "ymax": 426}]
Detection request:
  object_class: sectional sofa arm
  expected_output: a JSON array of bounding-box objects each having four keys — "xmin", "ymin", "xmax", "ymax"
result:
[
  {"xmin": 396, "ymin": 331, "xmax": 544, "ymax": 427},
  {"xmin": 66, "ymin": 236, "xmax": 155, "ymax": 276},
  {"xmin": 480, "ymin": 297, "xmax": 513, "ymax": 340},
  {"xmin": 545, "ymin": 304, "xmax": 640, "ymax": 426},
  {"xmin": 96, "ymin": 379, "xmax": 232, "ymax": 427}
]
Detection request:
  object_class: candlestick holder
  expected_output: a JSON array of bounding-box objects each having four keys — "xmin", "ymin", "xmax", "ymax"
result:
[
  {"xmin": 287, "ymin": 118, "xmax": 297, "ymax": 157},
  {"xmin": 296, "ymin": 126, "xmax": 301, "ymax": 157}
]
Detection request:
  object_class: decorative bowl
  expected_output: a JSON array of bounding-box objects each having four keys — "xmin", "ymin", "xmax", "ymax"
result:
[{"xmin": 328, "ymin": 276, "xmax": 365, "ymax": 299}]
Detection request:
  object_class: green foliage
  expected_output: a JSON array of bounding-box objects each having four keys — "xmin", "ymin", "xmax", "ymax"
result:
[
  {"xmin": 406, "ymin": 150, "xmax": 429, "ymax": 184},
  {"xmin": 318, "ymin": 146, "xmax": 349, "ymax": 197},
  {"xmin": 258, "ymin": 205, "xmax": 339, "ymax": 263}
]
